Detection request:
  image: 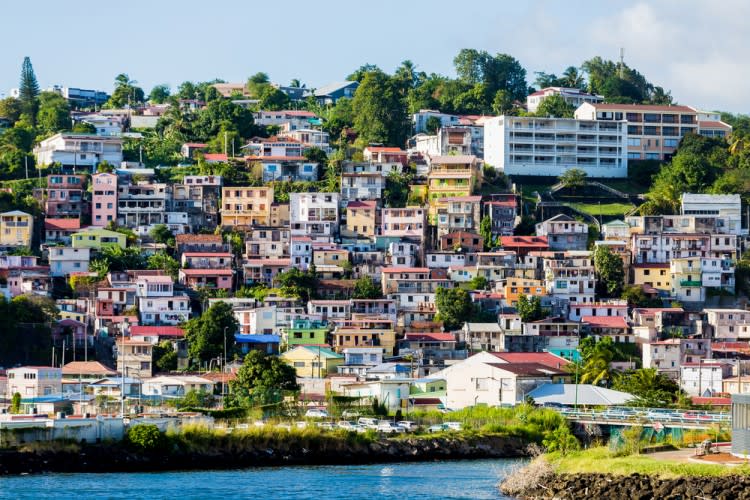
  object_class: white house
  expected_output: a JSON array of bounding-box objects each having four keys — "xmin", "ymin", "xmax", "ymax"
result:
[
  {"xmin": 7, "ymin": 366, "xmax": 62, "ymax": 398},
  {"xmin": 141, "ymin": 375, "xmax": 215, "ymax": 398},
  {"xmin": 681, "ymin": 193, "xmax": 744, "ymax": 235},
  {"xmin": 433, "ymin": 352, "xmax": 567, "ymax": 408},
  {"xmin": 679, "ymin": 361, "xmax": 733, "ymax": 397},
  {"xmin": 340, "ymin": 379, "xmax": 410, "ymax": 410},
  {"xmin": 136, "ymin": 276, "xmax": 190, "ymax": 326},
  {"xmin": 483, "ymin": 115, "xmax": 627, "ymax": 177},
  {"xmin": 526, "ymin": 87, "xmax": 603, "ymax": 113},
  {"xmin": 34, "ymin": 133, "xmax": 123, "ymax": 168},
  {"xmin": 289, "ymin": 192, "xmax": 339, "ymax": 239},
  {"xmin": 48, "ymin": 246, "xmax": 90, "ymax": 277}
]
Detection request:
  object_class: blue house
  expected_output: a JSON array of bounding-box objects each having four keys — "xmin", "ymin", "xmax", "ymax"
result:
[
  {"xmin": 235, "ymin": 334, "xmax": 280, "ymax": 355},
  {"xmin": 314, "ymin": 81, "xmax": 360, "ymax": 105}
]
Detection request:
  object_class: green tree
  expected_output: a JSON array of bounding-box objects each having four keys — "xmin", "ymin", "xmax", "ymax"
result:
[
  {"xmin": 347, "ymin": 64, "xmax": 382, "ymax": 82},
  {"xmin": 126, "ymin": 424, "xmax": 166, "ymax": 452},
  {"xmin": 593, "ymin": 245, "xmax": 625, "ymax": 297},
  {"xmin": 579, "ymin": 337, "xmax": 615, "ymax": 386},
  {"xmin": 543, "ymin": 423, "xmax": 580, "ymax": 455},
  {"xmin": 10, "ymin": 392, "xmax": 21, "ymax": 414},
  {"xmin": 152, "ymin": 340, "xmax": 178, "ymax": 372},
  {"xmin": 612, "ymin": 368, "xmax": 681, "ymax": 407},
  {"xmin": 148, "ymin": 84, "xmax": 171, "ymax": 104},
  {"xmin": 561, "ymin": 66, "xmax": 584, "ymax": 89},
  {"xmin": 492, "ymin": 89, "xmax": 515, "ymax": 115},
  {"xmin": 184, "ymin": 301, "xmax": 239, "ymax": 366},
  {"xmin": 108, "ymin": 74, "xmax": 145, "ymax": 108},
  {"xmin": 72, "ymin": 122, "xmax": 97, "ymax": 134},
  {"xmin": 534, "ymin": 71, "xmax": 562, "ymax": 89},
  {"xmin": 534, "ymin": 94, "xmax": 575, "ymax": 118},
  {"xmin": 149, "ymin": 224, "xmax": 175, "ymax": 246},
  {"xmin": 276, "ymin": 268, "xmax": 318, "ymax": 302},
  {"xmin": 258, "ymin": 86, "xmax": 290, "ymax": 111},
  {"xmin": 351, "ymin": 70, "xmax": 409, "ymax": 147},
  {"xmin": 383, "ymin": 170, "xmax": 413, "ymax": 208},
  {"xmin": 479, "ymin": 215, "xmax": 494, "ymax": 250},
  {"xmin": 453, "ymin": 49, "xmax": 527, "ymax": 102},
  {"xmin": 147, "ymin": 251, "xmax": 179, "ymax": 279},
  {"xmin": 246, "ymin": 72, "xmax": 270, "ymax": 97},
  {"xmin": 0, "ymin": 97, "xmax": 22, "ymax": 124},
  {"xmin": 558, "ymin": 168, "xmax": 587, "ymax": 191},
  {"xmin": 621, "ymin": 285, "xmax": 663, "ymax": 308},
  {"xmin": 517, "ymin": 294, "xmax": 545, "ymax": 322},
  {"xmin": 18, "ymin": 57, "xmax": 40, "ymax": 123},
  {"xmin": 36, "ymin": 92, "xmax": 71, "ymax": 136},
  {"xmin": 230, "ymin": 351, "xmax": 299, "ymax": 405},
  {"xmin": 467, "ymin": 276, "xmax": 488, "ymax": 290},
  {"xmin": 435, "ymin": 287, "xmax": 474, "ymax": 330},
  {"xmin": 425, "ymin": 116, "xmax": 441, "ymax": 134},
  {"xmin": 352, "ymin": 276, "xmax": 382, "ymax": 299}
]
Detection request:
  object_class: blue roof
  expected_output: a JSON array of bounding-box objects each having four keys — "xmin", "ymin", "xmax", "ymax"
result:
[{"xmin": 235, "ymin": 334, "xmax": 281, "ymax": 344}]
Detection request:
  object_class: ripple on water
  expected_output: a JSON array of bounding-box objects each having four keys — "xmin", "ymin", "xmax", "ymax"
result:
[{"xmin": 1, "ymin": 459, "xmax": 525, "ymax": 500}]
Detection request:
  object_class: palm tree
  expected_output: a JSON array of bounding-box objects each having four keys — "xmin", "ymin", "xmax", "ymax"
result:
[
  {"xmin": 562, "ymin": 66, "xmax": 584, "ymax": 89},
  {"xmin": 115, "ymin": 74, "xmax": 137, "ymax": 89},
  {"xmin": 730, "ymin": 134, "xmax": 748, "ymax": 155},
  {"xmin": 289, "ymin": 78, "xmax": 304, "ymax": 88}
]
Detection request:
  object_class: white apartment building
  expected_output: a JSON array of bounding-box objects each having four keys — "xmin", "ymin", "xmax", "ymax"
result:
[
  {"xmin": 526, "ymin": 87, "xmax": 603, "ymax": 113},
  {"xmin": 680, "ymin": 362, "xmax": 733, "ymax": 397},
  {"xmin": 703, "ymin": 309, "xmax": 750, "ymax": 341},
  {"xmin": 381, "ymin": 207, "xmax": 426, "ymax": 241},
  {"xmin": 289, "ymin": 192, "xmax": 339, "ymax": 239},
  {"xmin": 34, "ymin": 133, "xmax": 123, "ymax": 168},
  {"xmin": 543, "ymin": 251, "xmax": 596, "ymax": 305},
  {"xmin": 341, "ymin": 173, "xmax": 385, "ymax": 201},
  {"xmin": 7, "ymin": 366, "xmax": 62, "ymax": 398},
  {"xmin": 681, "ymin": 193, "xmax": 744, "ymax": 235},
  {"xmin": 234, "ymin": 306, "xmax": 277, "ymax": 335},
  {"xmin": 135, "ymin": 275, "xmax": 190, "ymax": 326},
  {"xmin": 425, "ymin": 252, "xmax": 466, "ymax": 269},
  {"xmin": 483, "ymin": 116, "xmax": 627, "ymax": 177},
  {"xmin": 253, "ymin": 110, "xmax": 317, "ymax": 130},
  {"xmin": 278, "ymin": 128, "xmax": 331, "ymax": 153},
  {"xmin": 117, "ymin": 183, "xmax": 168, "ymax": 234},
  {"xmin": 412, "ymin": 110, "xmax": 461, "ymax": 133},
  {"xmin": 290, "ymin": 237, "xmax": 313, "ymax": 270},
  {"xmin": 76, "ymin": 114, "xmax": 124, "ymax": 136},
  {"xmin": 48, "ymin": 247, "xmax": 90, "ymax": 277},
  {"xmin": 389, "ymin": 242, "xmax": 419, "ymax": 267}
]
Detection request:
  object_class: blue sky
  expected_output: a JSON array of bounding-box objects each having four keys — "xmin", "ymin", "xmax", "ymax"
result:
[{"xmin": 3, "ymin": 0, "xmax": 748, "ymax": 112}]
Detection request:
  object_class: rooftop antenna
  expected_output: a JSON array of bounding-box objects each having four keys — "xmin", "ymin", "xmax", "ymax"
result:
[{"xmin": 619, "ymin": 48, "xmax": 625, "ymax": 79}]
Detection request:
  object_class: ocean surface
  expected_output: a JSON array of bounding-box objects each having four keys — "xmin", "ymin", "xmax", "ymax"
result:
[{"xmin": 1, "ymin": 459, "xmax": 524, "ymax": 499}]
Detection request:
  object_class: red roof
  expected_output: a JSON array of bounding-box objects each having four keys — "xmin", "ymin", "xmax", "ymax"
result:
[
  {"xmin": 45, "ymin": 218, "xmax": 81, "ymax": 231},
  {"xmin": 366, "ymin": 147, "xmax": 405, "ymax": 153},
  {"xmin": 499, "ymin": 236, "xmax": 549, "ymax": 248},
  {"xmin": 404, "ymin": 332, "xmax": 456, "ymax": 342},
  {"xmin": 382, "ymin": 267, "xmax": 429, "ymax": 274},
  {"xmin": 490, "ymin": 352, "xmax": 570, "ymax": 369},
  {"xmin": 587, "ymin": 103, "xmax": 696, "ymax": 113},
  {"xmin": 699, "ymin": 121, "xmax": 731, "ymax": 129},
  {"xmin": 130, "ymin": 326, "xmax": 185, "ymax": 337},
  {"xmin": 582, "ymin": 316, "xmax": 629, "ymax": 329},
  {"xmin": 180, "ymin": 268, "xmax": 233, "ymax": 276},
  {"xmin": 203, "ymin": 153, "xmax": 228, "ymax": 162},
  {"xmin": 347, "ymin": 200, "xmax": 377, "ymax": 209}
]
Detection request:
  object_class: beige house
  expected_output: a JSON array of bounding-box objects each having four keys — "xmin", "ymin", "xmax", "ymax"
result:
[{"xmin": 221, "ymin": 187, "xmax": 274, "ymax": 228}]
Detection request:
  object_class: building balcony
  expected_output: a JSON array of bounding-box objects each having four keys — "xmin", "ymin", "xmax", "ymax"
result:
[{"xmin": 679, "ymin": 280, "xmax": 702, "ymax": 287}]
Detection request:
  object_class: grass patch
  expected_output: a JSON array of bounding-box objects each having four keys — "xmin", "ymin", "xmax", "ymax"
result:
[
  {"xmin": 568, "ymin": 202, "xmax": 635, "ymax": 217},
  {"xmin": 550, "ymin": 446, "xmax": 750, "ymax": 478}
]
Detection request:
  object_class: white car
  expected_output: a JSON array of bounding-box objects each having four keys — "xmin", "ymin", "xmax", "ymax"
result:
[
  {"xmin": 305, "ymin": 408, "xmax": 329, "ymax": 418},
  {"xmin": 396, "ymin": 421, "xmax": 417, "ymax": 431},
  {"xmin": 342, "ymin": 410, "xmax": 361, "ymax": 419},
  {"xmin": 377, "ymin": 422, "xmax": 406, "ymax": 434},
  {"xmin": 357, "ymin": 417, "xmax": 379, "ymax": 429},
  {"xmin": 444, "ymin": 421, "xmax": 462, "ymax": 431}
]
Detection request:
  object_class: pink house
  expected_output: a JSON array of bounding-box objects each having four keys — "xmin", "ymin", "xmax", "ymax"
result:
[{"xmin": 91, "ymin": 172, "xmax": 118, "ymax": 227}]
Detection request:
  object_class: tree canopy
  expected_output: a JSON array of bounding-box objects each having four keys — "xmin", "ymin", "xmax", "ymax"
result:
[
  {"xmin": 435, "ymin": 287, "xmax": 474, "ymax": 330},
  {"xmin": 229, "ymin": 351, "xmax": 299, "ymax": 406},
  {"xmin": 593, "ymin": 245, "xmax": 625, "ymax": 297},
  {"xmin": 184, "ymin": 301, "xmax": 239, "ymax": 366}
]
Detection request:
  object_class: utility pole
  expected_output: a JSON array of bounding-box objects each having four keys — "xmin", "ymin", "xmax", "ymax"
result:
[
  {"xmin": 24, "ymin": 156, "xmax": 28, "ymax": 180},
  {"xmin": 619, "ymin": 47, "xmax": 625, "ymax": 79}
]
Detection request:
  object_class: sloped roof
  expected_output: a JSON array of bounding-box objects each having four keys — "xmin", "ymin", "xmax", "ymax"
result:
[
  {"xmin": 314, "ymin": 81, "xmax": 359, "ymax": 97},
  {"xmin": 490, "ymin": 352, "xmax": 569, "ymax": 369},
  {"xmin": 62, "ymin": 361, "xmax": 117, "ymax": 377},
  {"xmin": 527, "ymin": 383, "xmax": 634, "ymax": 406}
]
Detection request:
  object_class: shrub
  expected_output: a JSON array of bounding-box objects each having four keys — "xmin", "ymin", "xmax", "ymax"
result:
[
  {"xmin": 542, "ymin": 423, "xmax": 580, "ymax": 455},
  {"xmin": 126, "ymin": 424, "xmax": 166, "ymax": 453}
]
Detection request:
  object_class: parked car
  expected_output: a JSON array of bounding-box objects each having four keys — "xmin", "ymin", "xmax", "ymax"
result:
[
  {"xmin": 443, "ymin": 421, "xmax": 462, "ymax": 431},
  {"xmin": 305, "ymin": 408, "xmax": 329, "ymax": 418},
  {"xmin": 427, "ymin": 424, "xmax": 446, "ymax": 433},
  {"xmin": 317, "ymin": 422, "xmax": 336, "ymax": 430},
  {"xmin": 342, "ymin": 410, "xmax": 361, "ymax": 419},
  {"xmin": 377, "ymin": 421, "xmax": 406, "ymax": 434},
  {"xmin": 396, "ymin": 421, "xmax": 417, "ymax": 431},
  {"xmin": 357, "ymin": 417, "xmax": 379, "ymax": 429}
]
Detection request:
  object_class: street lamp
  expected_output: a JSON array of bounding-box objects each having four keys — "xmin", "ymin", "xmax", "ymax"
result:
[{"xmin": 223, "ymin": 326, "xmax": 228, "ymax": 400}]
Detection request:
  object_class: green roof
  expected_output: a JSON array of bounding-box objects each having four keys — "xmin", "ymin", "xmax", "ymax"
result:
[{"xmin": 298, "ymin": 346, "xmax": 343, "ymax": 359}]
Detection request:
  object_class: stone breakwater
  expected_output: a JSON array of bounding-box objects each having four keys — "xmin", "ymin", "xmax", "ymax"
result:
[
  {"xmin": 0, "ymin": 434, "xmax": 529, "ymax": 475},
  {"xmin": 506, "ymin": 472, "xmax": 750, "ymax": 499}
]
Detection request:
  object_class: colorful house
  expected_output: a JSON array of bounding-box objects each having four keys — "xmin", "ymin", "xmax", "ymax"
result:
[
  {"xmin": 280, "ymin": 345, "xmax": 344, "ymax": 378},
  {"xmin": 71, "ymin": 228, "xmax": 126, "ymax": 250},
  {"xmin": 0, "ymin": 211, "xmax": 33, "ymax": 247},
  {"xmin": 285, "ymin": 319, "xmax": 329, "ymax": 347}
]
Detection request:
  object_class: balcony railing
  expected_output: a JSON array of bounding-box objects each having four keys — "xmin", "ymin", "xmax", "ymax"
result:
[{"xmin": 680, "ymin": 280, "xmax": 702, "ymax": 287}]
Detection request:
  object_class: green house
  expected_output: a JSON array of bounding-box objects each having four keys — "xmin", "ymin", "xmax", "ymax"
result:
[
  {"xmin": 285, "ymin": 319, "xmax": 329, "ymax": 347},
  {"xmin": 71, "ymin": 228, "xmax": 127, "ymax": 250}
]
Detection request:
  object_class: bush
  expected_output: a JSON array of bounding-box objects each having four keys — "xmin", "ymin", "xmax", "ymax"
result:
[
  {"xmin": 542, "ymin": 423, "xmax": 580, "ymax": 455},
  {"xmin": 126, "ymin": 424, "xmax": 167, "ymax": 453}
]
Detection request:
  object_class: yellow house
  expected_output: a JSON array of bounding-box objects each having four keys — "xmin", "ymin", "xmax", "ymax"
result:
[
  {"xmin": 504, "ymin": 277, "xmax": 547, "ymax": 306},
  {"xmin": 631, "ymin": 263, "xmax": 671, "ymax": 292},
  {"xmin": 331, "ymin": 327, "xmax": 397, "ymax": 356},
  {"xmin": 71, "ymin": 228, "xmax": 127, "ymax": 250},
  {"xmin": 0, "ymin": 210, "xmax": 33, "ymax": 247},
  {"xmin": 281, "ymin": 345, "xmax": 344, "ymax": 378},
  {"xmin": 221, "ymin": 187, "xmax": 274, "ymax": 228},
  {"xmin": 342, "ymin": 200, "xmax": 378, "ymax": 239},
  {"xmin": 427, "ymin": 155, "xmax": 480, "ymax": 222}
]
